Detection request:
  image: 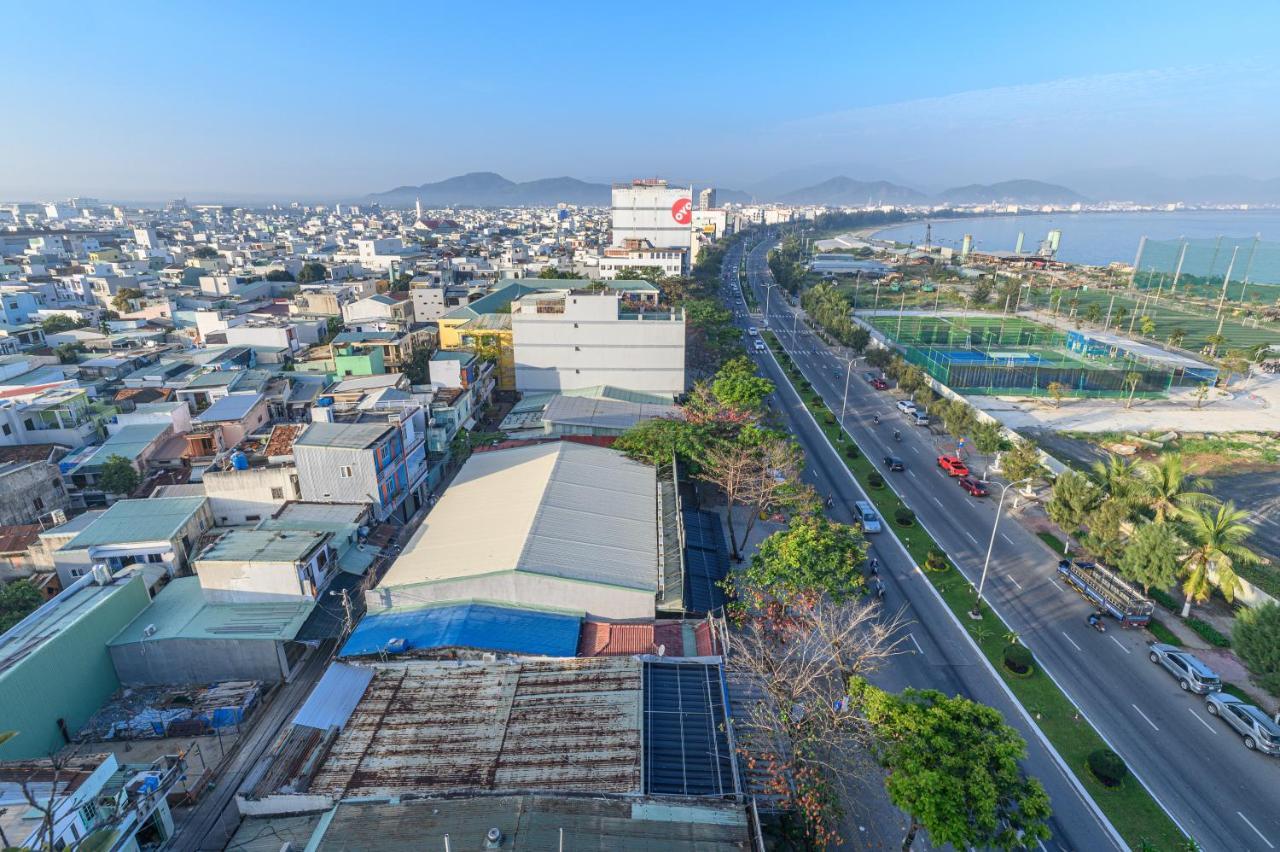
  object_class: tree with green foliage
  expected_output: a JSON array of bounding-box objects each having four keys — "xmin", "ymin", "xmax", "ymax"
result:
[
  {"xmin": 1118, "ymin": 522, "xmax": 1182, "ymax": 594},
  {"xmin": 41, "ymin": 314, "xmax": 87, "ymax": 333},
  {"xmin": 265, "ymin": 268, "xmax": 295, "ymax": 282},
  {"xmin": 1084, "ymin": 303, "xmax": 1104, "ymax": 324},
  {"xmin": 711, "ymin": 356, "xmax": 774, "ymax": 413},
  {"xmin": 1138, "ymin": 453, "xmax": 1209, "ymax": 523},
  {"xmin": 970, "ymin": 420, "xmax": 1004, "ymax": 454},
  {"xmin": 192, "ymin": 245, "xmax": 218, "ymax": 259},
  {"xmin": 0, "ymin": 579, "xmax": 44, "ymax": 632},
  {"xmin": 744, "ymin": 516, "xmax": 866, "ymax": 603},
  {"xmin": 99, "ymin": 454, "xmax": 140, "ymax": 496},
  {"xmin": 1233, "ymin": 602, "xmax": 1280, "ymax": 695},
  {"xmin": 1081, "ymin": 499, "xmax": 1130, "ymax": 564},
  {"xmin": 54, "ymin": 343, "xmax": 82, "ymax": 364},
  {"xmin": 613, "ymin": 266, "xmax": 656, "ymax": 281},
  {"xmin": 1046, "ymin": 381, "xmax": 1068, "ymax": 408},
  {"xmin": 324, "ymin": 316, "xmax": 344, "ymax": 343},
  {"xmin": 403, "ymin": 346, "xmax": 432, "ymax": 384},
  {"xmin": 684, "ymin": 298, "xmax": 740, "ymax": 375},
  {"xmin": 864, "ymin": 347, "xmax": 893, "ymax": 370},
  {"xmin": 854, "ymin": 679, "xmax": 1052, "ymax": 852},
  {"xmin": 1168, "ymin": 327, "xmax": 1188, "ymax": 348},
  {"xmin": 111, "ymin": 287, "xmax": 144, "ymax": 312},
  {"xmin": 1046, "ymin": 469, "xmax": 1101, "ymax": 545},
  {"xmin": 1178, "ymin": 501, "xmax": 1255, "ymax": 616},
  {"xmin": 1139, "ymin": 315, "xmax": 1157, "ymax": 337},
  {"xmin": 537, "ymin": 267, "xmax": 578, "ymax": 279},
  {"xmin": 1089, "ymin": 455, "xmax": 1146, "ymax": 515},
  {"xmin": 970, "ymin": 280, "xmax": 992, "ymax": 305},
  {"xmin": 1193, "ymin": 382, "xmax": 1210, "ymax": 409},
  {"xmin": 1204, "ymin": 332, "xmax": 1226, "ymax": 359},
  {"xmin": 297, "ymin": 261, "xmax": 327, "ymax": 283},
  {"xmin": 999, "ymin": 440, "xmax": 1045, "ymax": 492}
]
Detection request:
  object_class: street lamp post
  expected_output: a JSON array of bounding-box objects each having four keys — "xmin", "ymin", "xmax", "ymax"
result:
[
  {"xmin": 970, "ymin": 477, "xmax": 1033, "ymax": 619},
  {"xmin": 839, "ymin": 354, "xmax": 860, "ymax": 425}
]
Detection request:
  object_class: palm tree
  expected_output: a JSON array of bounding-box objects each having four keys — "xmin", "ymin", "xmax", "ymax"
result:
[
  {"xmin": 1139, "ymin": 453, "xmax": 1210, "ymax": 523},
  {"xmin": 1178, "ymin": 501, "xmax": 1256, "ymax": 617},
  {"xmin": 1090, "ymin": 455, "xmax": 1144, "ymax": 511}
]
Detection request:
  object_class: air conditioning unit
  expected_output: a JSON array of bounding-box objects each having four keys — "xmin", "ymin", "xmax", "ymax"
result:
[
  {"xmin": 90, "ymin": 564, "xmax": 113, "ymax": 586},
  {"xmin": 142, "ymin": 624, "xmax": 157, "ymax": 638}
]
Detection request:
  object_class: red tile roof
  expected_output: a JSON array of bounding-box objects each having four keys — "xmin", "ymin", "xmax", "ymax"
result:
[
  {"xmin": 0, "ymin": 524, "xmax": 40, "ymax": 554},
  {"xmin": 578, "ymin": 620, "xmax": 687, "ymax": 657}
]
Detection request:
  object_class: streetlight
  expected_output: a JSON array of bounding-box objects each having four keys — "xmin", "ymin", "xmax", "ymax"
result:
[
  {"xmin": 970, "ymin": 476, "xmax": 1033, "ymax": 619},
  {"xmin": 839, "ymin": 354, "xmax": 860, "ymax": 425}
]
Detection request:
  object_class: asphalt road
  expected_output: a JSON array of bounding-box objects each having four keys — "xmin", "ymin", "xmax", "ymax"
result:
[{"xmin": 732, "ymin": 234, "xmax": 1279, "ymax": 852}]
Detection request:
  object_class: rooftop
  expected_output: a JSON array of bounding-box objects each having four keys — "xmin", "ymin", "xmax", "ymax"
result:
[
  {"xmin": 0, "ymin": 443, "xmax": 60, "ymax": 469},
  {"xmin": 192, "ymin": 391, "xmax": 264, "ymax": 423},
  {"xmin": 182, "ymin": 369, "xmax": 244, "ymax": 389},
  {"xmin": 197, "ymin": 528, "xmax": 329, "ymax": 564},
  {"xmin": 294, "ymin": 421, "xmax": 392, "ymax": 450},
  {"xmin": 108, "ymin": 576, "xmax": 314, "ymax": 645},
  {"xmin": 339, "ymin": 602, "xmax": 582, "ymax": 658},
  {"xmin": 0, "ymin": 572, "xmax": 142, "ymax": 677},
  {"xmin": 62, "ymin": 496, "xmax": 207, "ymax": 550},
  {"xmin": 543, "ymin": 394, "xmax": 680, "ymax": 432},
  {"xmin": 68, "ymin": 423, "xmax": 169, "ymax": 473},
  {"xmin": 378, "ymin": 441, "xmax": 657, "ymax": 594}
]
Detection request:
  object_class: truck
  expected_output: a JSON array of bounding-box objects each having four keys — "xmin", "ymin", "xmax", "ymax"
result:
[{"xmin": 1056, "ymin": 559, "xmax": 1154, "ymax": 628}]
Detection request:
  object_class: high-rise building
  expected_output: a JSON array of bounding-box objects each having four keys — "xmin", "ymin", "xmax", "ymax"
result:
[
  {"xmin": 610, "ymin": 179, "xmax": 693, "ymax": 250},
  {"xmin": 698, "ymin": 187, "xmax": 716, "ymax": 210}
]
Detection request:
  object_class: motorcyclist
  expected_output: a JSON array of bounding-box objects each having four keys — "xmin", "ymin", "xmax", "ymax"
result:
[
  {"xmin": 867, "ymin": 557, "xmax": 879, "ymax": 576},
  {"xmin": 893, "ymin": 429, "xmax": 901, "ymax": 442},
  {"xmin": 1087, "ymin": 611, "xmax": 1104, "ymax": 629},
  {"xmin": 873, "ymin": 413, "xmax": 880, "ymax": 425}
]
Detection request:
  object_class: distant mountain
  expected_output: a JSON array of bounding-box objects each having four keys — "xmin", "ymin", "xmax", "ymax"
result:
[
  {"xmin": 367, "ymin": 172, "xmax": 611, "ymax": 207},
  {"xmin": 936, "ymin": 180, "xmax": 1087, "ymax": 206},
  {"xmin": 779, "ymin": 176, "xmax": 929, "ymax": 206},
  {"xmin": 1053, "ymin": 169, "xmax": 1280, "ymax": 205}
]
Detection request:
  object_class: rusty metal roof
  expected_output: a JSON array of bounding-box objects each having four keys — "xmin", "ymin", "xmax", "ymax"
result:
[{"xmin": 307, "ymin": 657, "xmax": 644, "ymax": 800}]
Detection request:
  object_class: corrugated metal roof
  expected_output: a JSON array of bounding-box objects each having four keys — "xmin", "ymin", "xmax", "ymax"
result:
[
  {"xmin": 543, "ymin": 395, "xmax": 679, "ymax": 432},
  {"xmin": 338, "ymin": 602, "xmax": 582, "ymax": 659},
  {"xmin": 643, "ymin": 661, "xmax": 736, "ymax": 797},
  {"xmin": 192, "ymin": 391, "xmax": 263, "ymax": 423},
  {"xmin": 291, "ymin": 662, "xmax": 374, "ymax": 731},
  {"xmin": 62, "ymin": 496, "xmax": 207, "ymax": 550},
  {"xmin": 108, "ymin": 576, "xmax": 314, "ymax": 644},
  {"xmin": 196, "ymin": 528, "xmax": 328, "ymax": 564},
  {"xmin": 294, "ymin": 421, "xmax": 390, "ymax": 449},
  {"xmin": 683, "ymin": 509, "xmax": 729, "ymax": 614},
  {"xmin": 306, "ymin": 657, "xmax": 643, "ymax": 800},
  {"xmin": 379, "ymin": 441, "xmax": 658, "ymax": 593}
]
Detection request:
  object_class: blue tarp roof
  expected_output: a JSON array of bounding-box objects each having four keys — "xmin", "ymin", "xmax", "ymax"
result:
[{"xmin": 338, "ymin": 602, "xmax": 582, "ymax": 658}]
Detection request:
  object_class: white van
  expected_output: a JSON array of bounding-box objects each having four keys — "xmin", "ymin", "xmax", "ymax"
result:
[{"xmin": 854, "ymin": 500, "xmax": 881, "ymax": 533}]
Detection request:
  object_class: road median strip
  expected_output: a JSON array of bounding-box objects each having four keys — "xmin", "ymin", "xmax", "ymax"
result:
[{"xmin": 760, "ymin": 329, "xmax": 1187, "ymax": 851}]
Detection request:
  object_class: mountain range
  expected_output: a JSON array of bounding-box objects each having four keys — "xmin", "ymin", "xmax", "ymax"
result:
[{"xmin": 365, "ymin": 171, "xmax": 1280, "ymax": 208}]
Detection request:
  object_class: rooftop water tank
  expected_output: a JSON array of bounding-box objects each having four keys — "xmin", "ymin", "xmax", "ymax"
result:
[{"xmin": 230, "ymin": 451, "xmax": 249, "ymax": 471}]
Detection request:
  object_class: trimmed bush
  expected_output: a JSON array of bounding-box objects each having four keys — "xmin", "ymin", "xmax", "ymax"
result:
[
  {"xmin": 1146, "ymin": 618, "xmax": 1182, "ymax": 647},
  {"xmin": 823, "ymin": 413, "xmax": 836, "ymax": 426},
  {"xmin": 1003, "ymin": 643, "xmax": 1034, "ymax": 675},
  {"xmin": 1149, "ymin": 587, "xmax": 1179, "ymax": 612},
  {"xmin": 811, "ymin": 393, "xmax": 824, "ymax": 405},
  {"xmin": 893, "ymin": 506, "xmax": 916, "ymax": 527},
  {"xmin": 923, "ymin": 549, "xmax": 949, "ymax": 573},
  {"xmin": 799, "ymin": 380, "xmax": 812, "ymax": 392},
  {"xmin": 844, "ymin": 445, "xmax": 860, "ymax": 460},
  {"xmin": 1186, "ymin": 617, "xmax": 1231, "ymax": 648},
  {"xmin": 868, "ymin": 472, "xmax": 885, "ymax": 489},
  {"xmin": 1087, "ymin": 748, "xmax": 1128, "ymax": 788}
]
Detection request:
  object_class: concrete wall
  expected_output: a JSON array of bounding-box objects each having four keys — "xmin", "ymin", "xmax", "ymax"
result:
[
  {"xmin": 109, "ymin": 637, "xmax": 291, "ymax": 685},
  {"xmin": 0, "ymin": 459, "xmax": 68, "ymax": 526},
  {"xmin": 203, "ymin": 465, "xmax": 300, "ymax": 526},
  {"xmin": 294, "ymin": 445, "xmax": 381, "ymax": 518},
  {"xmin": 367, "ymin": 571, "xmax": 651, "ymax": 620},
  {"xmin": 0, "ymin": 572, "xmax": 152, "ymax": 760}
]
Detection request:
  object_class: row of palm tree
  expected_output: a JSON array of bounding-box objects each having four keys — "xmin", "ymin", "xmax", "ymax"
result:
[{"xmin": 1075, "ymin": 453, "xmax": 1256, "ymax": 617}]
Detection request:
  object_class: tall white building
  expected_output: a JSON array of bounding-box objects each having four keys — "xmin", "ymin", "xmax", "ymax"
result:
[
  {"xmin": 512, "ymin": 291, "xmax": 685, "ymax": 394},
  {"xmin": 610, "ymin": 179, "xmax": 693, "ymax": 249}
]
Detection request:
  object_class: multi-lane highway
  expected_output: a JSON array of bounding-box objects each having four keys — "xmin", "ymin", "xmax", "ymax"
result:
[{"xmin": 729, "ymin": 233, "xmax": 1278, "ymax": 852}]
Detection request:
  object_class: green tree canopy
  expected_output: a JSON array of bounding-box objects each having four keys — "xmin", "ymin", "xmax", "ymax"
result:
[
  {"xmin": 711, "ymin": 356, "xmax": 774, "ymax": 413},
  {"xmin": 1118, "ymin": 521, "xmax": 1181, "ymax": 594},
  {"xmin": 0, "ymin": 579, "xmax": 44, "ymax": 632},
  {"xmin": 537, "ymin": 267, "xmax": 578, "ymax": 279},
  {"xmin": 970, "ymin": 420, "xmax": 1004, "ymax": 454},
  {"xmin": 41, "ymin": 314, "xmax": 87, "ymax": 333},
  {"xmin": 111, "ymin": 287, "xmax": 144, "ymax": 312},
  {"xmin": 744, "ymin": 515, "xmax": 867, "ymax": 603},
  {"xmin": 99, "ymin": 454, "xmax": 140, "ymax": 496},
  {"xmin": 1233, "ymin": 602, "xmax": 1280, "ymax": 695},
  {"xmin": 612, "ymin": 416, "xmax": 701, "ymax": 468},
  {"xmin": 970, "ymin": 280, "xmax": 992, "ymax": 304},
  {"xmin": 1000, "ymin": 440, "xmax": 1045, "ymax": 488},
  {"xmin": 297, "ymin": 261, "xmax": 327, "ymax": 283},
  {"xmin": 192, "ymin": 245, "xmax": 218, "ymax": 259},
  {"xmin": 1046, "ymin": 469, "xmax": 1101, "ymax": 539},
  {"xmin": 855, "ymin": 679, "xmax": 1052, "ymax": 851},
  {"xmin": 265, "ymin": 268, "xmax": 295, "ymax": 282},
  {"xmin": 1178, "ymin": 500, "xmax": 1256, "ymax": 615},
  {"xmin": 1081, "ymin": 499, "xmax": 1129, "ymax": 564},
  {"xmin": 1138, "ymin": 453, "xmax": 1209, "ymax": 523}
]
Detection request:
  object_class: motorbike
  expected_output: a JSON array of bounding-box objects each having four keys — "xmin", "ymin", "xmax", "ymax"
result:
[
  {"xmin": 1087, "ymin": 612, "xmax": 1107, "ymax": 633},
  {"xmin": 873, "ymin": 414, "xmax": 880, "ymax": 425},
  {"xmin": 893, "ymin": 430, "xmax": 901, "ymax": 442}
]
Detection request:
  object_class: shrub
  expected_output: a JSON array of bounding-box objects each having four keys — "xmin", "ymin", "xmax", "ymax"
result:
[
  {"xmin": 799, "ymin": 380, "xmax": 812, "ymax": 392},
  {"xmin": 844, "ymin": 445, "xmax": 860, "ymax": 460},
  {"xmin": 922, "ymin": 549, "xmax": 949, "ymax": 573},
  {"xmin": 1087, "ymin": 749, "xmax": 1128, "ymax": 788},
  {"xmin": 1146, "ymin": 618, "xmax": 1182, "ymax": 647},
  {"xmin": 811, "ymin": 393, "xmax": 823, "ymax": 405},
  {"xmin": 1149, "ymin": 586, "xmax": 1179, "ymax": 612},
  {"xmin": 1232, "ymin": 602, "xmax": 1280, "ymax": 694},
  {"xmin": 868, "ymin": 472, "xmax": 884, "ymax": 489},
  {"xmin": 1003, "ymin": 643, "xmax": 1034, "ymax": 675},
  {"xmin": 893, "ymin": 506, "xmax": 916, "ymax": 527},
  {"xmin": 823, "ymin": 413, "xmax": 836, "ymax": 426},
  {"xmin": 1185, "ymin": 617, "xmax": 1231, "ymax": 648}
]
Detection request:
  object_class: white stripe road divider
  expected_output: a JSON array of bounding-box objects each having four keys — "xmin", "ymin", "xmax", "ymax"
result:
[
  {"xmin": 1061, "ymin": 632, "xmax": 1083, "ymax": 652},
  {"xmin": 1188, "ymin": 707, "xmax": 1217, "ymax": 734},
  {"xmin": 765, "ymin": 330, "xmax": 1200, "ymax": 849},
  {"xmin": 1238, "ymin": 812, "xmax": 1275, "ymax": 849},
  {"xmin": 1007, "ymin": 574, "xmax": 1023, "ymax": 590},
  {"xmin": 1109, "ymin": 636, "xmax": 1131, "ymax": 654},
  {"xmin": 756, "ymin": 337, "xmax": 1132, "ymax": 852},
  {"xmin": 1131, "ymin": 704, "xmax": 1160, "ymax": 732}
]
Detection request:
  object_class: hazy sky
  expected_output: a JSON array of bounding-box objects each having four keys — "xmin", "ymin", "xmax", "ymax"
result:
[{"xmin": 5, "ymin": 0, "xmax": 1280, "ymax": 201}]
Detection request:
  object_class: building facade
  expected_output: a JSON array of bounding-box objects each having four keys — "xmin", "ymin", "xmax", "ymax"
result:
[{"xmin": 610, "ymin": 179, "xmax": 694, "ymax": 250}]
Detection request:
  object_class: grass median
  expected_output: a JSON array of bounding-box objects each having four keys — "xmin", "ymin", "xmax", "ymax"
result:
[{"xmin": 761, "ymin": 331, "xmax": 1186, "ymax": 851}]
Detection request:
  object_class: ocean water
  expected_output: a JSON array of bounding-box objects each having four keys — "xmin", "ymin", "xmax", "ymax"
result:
[{"xmin": 873, "ymin": 211, "xmax": 1280, "ymax": 282}]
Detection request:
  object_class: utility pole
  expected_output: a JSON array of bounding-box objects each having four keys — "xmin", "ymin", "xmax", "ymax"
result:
[{"xmin": 1215, "ymin": 244, "xmax": 1239, "ymax": 319}]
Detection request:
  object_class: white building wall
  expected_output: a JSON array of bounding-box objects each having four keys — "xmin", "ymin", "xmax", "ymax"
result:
[
  {"xmin": 512, "ymin": 294, "xmax": 685, "ymax": 393},
  {"xmin": 202, "ymin": 464, "xmax": 300, "ymax": 526},
  {"xmin": 610, "ymin": 182, "xmax": 693, "ymax": 249}
]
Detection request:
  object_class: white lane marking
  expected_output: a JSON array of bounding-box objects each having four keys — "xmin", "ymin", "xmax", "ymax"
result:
[
  {"xmin": 1239, "ymin": 812, "xmax": 1275, "ymax": 849},
  {"xmin": 908, "ymin": 470, "xmax": 919, "ymax": 479},
  {"xmin": 1189, "ymin": 707, "xmax": 1218, "ymax": 734},
  {"xmin": 933, "ymin": 497, "xmax": 944, "ymax": 508},
  {"xmin": 907, "ymin": 632, "xmax": 925, "ymax": 656},
  {"xmin": 1131, "ymin": 703, "xmax": 1160, "ymax": 732},
  {"xmin": 1061, "ymin": 632, "xmax": 1082, "ymax": 652},
  {"xmin": 1108, "ymin": 635, "xmax": 1130, "ymax": 654},
  {"xmin": 1007, "ymin": 574, "xmax": 1023, "ymax": 590},
  {"xmin": 964, "ymin": 530, "xmax": 979, "ymax": 544},
  {"xmin": 1001, "ymin": 533, "xmax": 1015, "ymax": 545}
]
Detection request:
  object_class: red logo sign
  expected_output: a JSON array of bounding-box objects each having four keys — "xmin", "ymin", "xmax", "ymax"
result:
[{"xmin": 670, "ymin": 197, "xmax": 692, "ymax": 225}]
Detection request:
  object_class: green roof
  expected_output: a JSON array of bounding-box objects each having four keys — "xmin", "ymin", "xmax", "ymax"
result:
[
  {"xmin": 0, "ymin": 571, "xmax": 144, "ymax": 675},
  {"xmin": 441, "ymin": 282, "xmax": 541, "ymax": 321},
  {"xmin": 70, "ymin": 423, "xmax": 169, "ymax": 474},
  {"xmin": 109, "ymin": 577, "xmax": 314, "ymax": 645},
  {"xmin": 196, "ymin": 529, "xmax": 329, "ymax": 564},
  {"xmin": 62, "ymin": 496, "xmax": 207, "ymax": 550}
]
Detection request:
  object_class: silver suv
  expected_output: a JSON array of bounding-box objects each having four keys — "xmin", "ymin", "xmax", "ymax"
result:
[
  {"xmin": 1147, "ymin": 643, "xmax": 1222, "ymax": 694},
  {"xmin": 1204, "ymin": 693, "xmax": 1280, "ymax": 755}
]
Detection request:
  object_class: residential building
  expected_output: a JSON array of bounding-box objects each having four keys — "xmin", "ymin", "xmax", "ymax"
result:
[
  {"xmin": 598, "ymin": 239, "xmax": 688, "ymax": 279},
  {"xmin": 0, "ymin": 569, "xmax": 152, "ymax": 760},
  {"xmin": 341, "ymin": 293, "xmax": 411, "ymax": 327},
  {"xmin": 60, "ymin": 422, "xmax": 171, "ymax": 505},
  {"xmin": 193, "ymin": 528, "xmax": 336, "ymax": 603},
  {"xmin": 0, "ymin": 444, "xmax": 69, "ymax": 525},
  {"xmin": 186, "ymin": 391, "xmax": 270, "ymax": 457},
  {"xmin": 698, "ymin": 187, "xmax": 717, "ymax": 210},
  {"xmin": 0, "ymin": 386, "xmax": 109, "ymax": 449},
  {"xmin": 52, "ymin": 496, "xmax": 213, "ymax": 587},
  {"xmin": 512, "ymin": 291, "xmax": 685, "ymax": 393},
  {"xmin": 611, "ymin": 179, "xmax": 694, "ymax": 250}
]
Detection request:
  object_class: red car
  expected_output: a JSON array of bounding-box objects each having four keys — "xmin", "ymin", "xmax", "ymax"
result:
[
  {"xmin": 937, "ymin": 455, "xmax": 970, "ymax": 477},
  {"xmin": 871, "ymin": 378, "xmax": 889, "ymax": 390},
  {"xmin": 958, "ymin": 477, "xmax": 987, "ymax": 497}
]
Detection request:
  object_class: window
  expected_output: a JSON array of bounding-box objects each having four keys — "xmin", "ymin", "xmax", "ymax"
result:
[
  {"xmin": 34, "ymin": 497, "xmax": 44, "ymax": 511},
  {"xmin": 245, "ymin": 514, "xmax": 261, "ymax": 522},
  {"xmin": 270, "ymin": 487, "xmax": 284, "ymax": 499},
  {"xmin": 147, "ymin": 553, "xmax": 163, "ymax": 563},
  {"xmin": 23, "ymin": 418, "xmax": 33, "ymax": 430},
  {"xmin": 1, "ymin": 424, "xmax": 8, "ymax": 435},
  {"xmin": 340, "ymin": 466, "xmax": 353, "ymax": 478}
]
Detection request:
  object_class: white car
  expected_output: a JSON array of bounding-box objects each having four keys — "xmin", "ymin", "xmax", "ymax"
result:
[
  {"xmin": 896, "ymin": 400, "xmax": 917, "ymax": 414},
  {"xmin": 747, "ymin": 327, "xmax": 758, "ymax": 337},
  {"xmin": 754, "ymin": 339, "xmax": 766, "ymax": 352}
]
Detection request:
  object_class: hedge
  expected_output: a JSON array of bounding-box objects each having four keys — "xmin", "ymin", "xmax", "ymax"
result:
[
  {"xmin": 1004, "ymin": 643, "xmax": 1034, "ymax": 675},
  {"xmin": 1185, "ymin": 617, "xmax": 1231, "ymax": 648},
  {"xmin": 1088, "ymin": 749, "xmax": 1129, "ymax": 788}
]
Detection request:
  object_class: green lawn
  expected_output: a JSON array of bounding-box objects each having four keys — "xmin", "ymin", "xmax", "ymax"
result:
[{"xmin": 761, "ymin": 331, "xmax": 1187, "ymax": 851}]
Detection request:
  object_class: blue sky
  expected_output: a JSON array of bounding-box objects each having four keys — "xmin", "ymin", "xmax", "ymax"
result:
[{"xmin": 5, "ymin": 1, "xmax": 1280, "ymax": 200}]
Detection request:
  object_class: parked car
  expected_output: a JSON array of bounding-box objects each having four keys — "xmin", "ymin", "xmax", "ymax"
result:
[
  {"xmin": 937, "ymin": 455, "xmax": 970, "ymax": 477},
  {"xmin": 854, "ymin": 500, "xmax": 881, "ymax": 533},
  {"xmin": 913, "ymin": 413, "xmax": 930, "ymax": 426},
  {"xmin": 864, "ymin": 371, "xmax": 880, "ymax": 383},
  {"xmin": 883, "ymin": 456, "xmax": 905, "ymax": 471},
  {"xmin": 957, "ymin": 477, "xmax": 987, "ymax": 497},
  {"xmin": 896, "ymin": 400, "xmax": 917, "ymax": 414},
  {"xmin": 871, "ymin": 378, "xmax": 889, "ymax": 390},
  {"xmin": 747, "ymin": 327, "xmax": 758, "ymax": 336},
  {"xmin": 1148, "ymin": 643, "xmax": 1222, "ymax": 694},
  {"xmin": 1204, "ymin": 693, "xmax": 1280, "ymax": 754}
]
